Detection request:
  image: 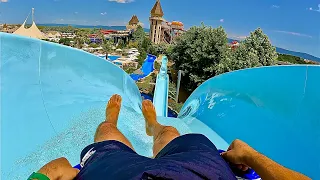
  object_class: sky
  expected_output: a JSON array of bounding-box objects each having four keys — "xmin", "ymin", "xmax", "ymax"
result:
[{"xmin": 0, "ymin": 0, "xmax": 319, "ymax": 57}]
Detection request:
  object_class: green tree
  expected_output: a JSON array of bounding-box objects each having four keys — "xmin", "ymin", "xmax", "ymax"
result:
[
  {"xmin": 128, "ymin": 41, "xmax": 139, "ymax": 48},
  {"xmin": 243, "ymin": 28, "xmax": 277, "ymax": 66},
  {"xmin": 131, "ymin": 26, "xmax": 157, "ymax": 55},
  {"xmin": 171, "ymin": 25, "xmax": 229, "ymax": 91},
  {"xmin": 89, "ymin": 43, "xmax": 99, "ymax": 48},
  {"xmin": 133, "ymin": 25, "xmax": 146, "ymax": 43},
  {"xmin": 97, "ymin": 30, "xmax": 105, "ymax": 44},
  {"xmin": 154, "ymin": 61, "xmax": 161, "ymax": 71},
  {"xmin": 216, "ymin": 44, "xmax": 261, "ymax": 74},
  {"xmin": 59, "ymin": 38, "xmax": 71, "ymax": 46},
  {"xmin": 117, "ymin": 39, "xmax": 126, "ymax": 49},
  {"xmin": 137, "ymin": 51, "xmax": 147, "ymax": 67},
  {"xmin": 102, "ymin": 40, "xmax": 113, "ymax": 54},
  {"xmin": 74, "ymin": 37, "xmax": 84, "ymax": 49}
]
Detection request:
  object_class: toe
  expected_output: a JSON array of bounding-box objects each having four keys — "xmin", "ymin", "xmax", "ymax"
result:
[{"xmin": 142, "ymin": 100, "xmax": 154, "ymax": 110}]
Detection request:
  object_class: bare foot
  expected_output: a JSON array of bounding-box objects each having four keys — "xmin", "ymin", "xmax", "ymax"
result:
[
  {"xmin": 105, "ymin": 94, "xmax": 122, "ymax": 125},
  {"xmin": 142, "ymin": 100, "xmax": 158, "ymax": 136}
]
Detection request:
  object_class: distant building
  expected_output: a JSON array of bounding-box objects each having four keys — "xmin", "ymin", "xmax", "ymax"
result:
[
  {"xmin": 61, "ymin": 32, "xmax": 76, "ymax": 39},
  {"xmin": 126, "ymin": 15, "xmax": 141, "ymax": 31},
  {"xmin": 149, "ymin": 0, "xmax": 164, "ymax": 44},
  {"xmin": 109, "ymin": 30, "xmax": 131, "ymax": 44},
  {"xmin": 13, "ymin": 8, "xmax": 45, "ymax": 39},
  {"xmin": 45, "ymin": 31, "xmax": 61, "ymax": 42},
  {"xmin": 88, "ymin": 34, "xmax": 102, "ymax": 43},
  {"xmin": 100, "ymin": 29, "xmax": 117, "ymax": 40},
  {"xmin": 149, "ymin": 0, "xmax": 184, "ymax": 44},
  {"xmin": 230, "ymin": 40, "xmax": 240, "ymax": 50}
]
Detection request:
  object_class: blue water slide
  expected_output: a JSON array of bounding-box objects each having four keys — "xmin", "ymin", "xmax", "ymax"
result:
[
  {"xmin": 1, "ymin": 33, "xmax": 319, "ymax": 179},
  {"xmin": 0, "ymin": 33, "xmax": 190, "ymax": 179},
  {"xmin": 130, "ymin": 54, "xmax": 156, "ymax": 81},
  {"xmin": 153, "ymin": 56, "xmax": 169, "ymax": 117},
  {"xmin": 178, "ymin": 66, "xmax": 320, "ymax": 179}
]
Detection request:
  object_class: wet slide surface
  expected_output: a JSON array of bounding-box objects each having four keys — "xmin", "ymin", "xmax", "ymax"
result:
[
  {"xmin": 153, "ymin": 56, "xmax": 169, "ymax": 117},
  {"xmin": 179, "ymin": 66, "xmax": 320, "ymax": 179},
  {"xmin": 1, "ymin": 33, "xmax": 319, "ymax": 179},
  {"xmin": 0, "ymin": 33, "xmax": 190, "ymax": 179}
]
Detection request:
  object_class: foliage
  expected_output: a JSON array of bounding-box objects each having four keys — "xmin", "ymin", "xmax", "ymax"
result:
[
  {"xmin": 74, "ymin": 37, "xmax": 84, "ymax": 49},
  {"xmin": 168, "ymin": 100, "xmax": 184, "ymax": 113},
  {"xmin": 168, "ymin": 81, "xmax": 184, "ymax": 113},
  {"xmin": 59, "ymin": 38, "xmax": 71, "ymax": 46},
  {"xmin": 170, "ymin": 25, "xmax": 229, "ymax": 91},
  {"xmin": 136, "ymin": 75, "xmax": 155, "ymax": 92},
  {"xmin": 154, "ymin": 61, "xmax": 161, "ymax": 71},
  {"xmin": 216, "ymin": 44, "xmax": 261, "ymax": 74},
  {"xmin": 40, "ymin": 26, "xmax": 76, "ymax": 33},
  {"xmin": 139, "ymin": 38, "xmax": 153, "ymax": 52},
  {"xmin": 123, "ymin": 67, "xmax": 136, "ymax": 74},
  {"xmin": 132, "ymin": 25, "xmax": 157, "ymax": 55},
  {"xmin": 170, "ymin": 25, "xmax": 278, "ymax": 92},
  {"xmin": 152, "ymin": 43, "xmax": 171, "ymax": 56},
  {"xmin": 96, "ymin": 30, "xmax": 105, "ymax": 44},
  {"xmin": 117, "ymin": 39, "xmax": 126, "ymax": 49},
  {"xmin": 242, "ymin": 28, "xmax": 277, "ymax": 66},
  {"xmin": 128, "ymin": 41, "xmax": 139, "ymax": 48},
  {"xmin": 132, "ymin": 25, "xmax": 146, "ymax": 43},
  {"xmin": 89, "ymin": 43, "xmax": 99, "ymax": 48},
  {"xmin": 277, "ymin": 53, "xmax": 310, "ymax": 64},
  {"xmin": 137, "ymin": 51, "xmax": 147, "ymax": 67},
  {"xmin": 102, "ymin": 40, "xmax": 113, "ymax": 53}
]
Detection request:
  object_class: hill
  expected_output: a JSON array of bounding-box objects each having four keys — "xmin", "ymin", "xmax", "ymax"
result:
[
  {"xmin": 228, "ymin": 38, "xmax": 320, "ymax": 62},
  {"xmin": 275, "ymin": 47, "xmax": 320, "ymax": 62}
]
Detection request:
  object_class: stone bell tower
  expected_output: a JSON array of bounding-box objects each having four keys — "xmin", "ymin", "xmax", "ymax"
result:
[{"xmin": 149, "ymin": 0, "xmax": 164, "ymax": 44}]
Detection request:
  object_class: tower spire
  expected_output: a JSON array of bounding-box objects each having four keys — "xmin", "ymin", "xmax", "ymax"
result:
[{"xmin": 151, "ymin": 0, "xmax": 164, "ymax": 17}]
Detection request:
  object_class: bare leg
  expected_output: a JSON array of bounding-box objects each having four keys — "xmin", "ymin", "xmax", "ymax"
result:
[
  {"xmin": 142, "ymin": 100, "xmax": 180, "ymax": 157},
  {"xmin": 94, "ymin": 94, "xmax": 134, "ymax": 150}
]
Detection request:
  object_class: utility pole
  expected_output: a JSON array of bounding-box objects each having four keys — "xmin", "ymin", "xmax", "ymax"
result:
[{"xmin": 175, "ymin": 70, "xmax": 182, "ymax": 103}]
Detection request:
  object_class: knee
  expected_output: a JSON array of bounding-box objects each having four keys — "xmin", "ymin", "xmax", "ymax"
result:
[
  {"xmin": 97, "ymin": 122, "xmax": 117, "ymax": 132},
  {"xmin": 162, "ymin": 126, "xmax": 179, "ymax": 134},
  {"xmin": 155, "ymin": 126, "xmax": 179, "ymax": 140}
]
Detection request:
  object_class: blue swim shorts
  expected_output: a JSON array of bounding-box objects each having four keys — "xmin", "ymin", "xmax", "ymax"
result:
[{"xmin": 75, "ymin": 134, "xmax": 236, "ymax": 180}]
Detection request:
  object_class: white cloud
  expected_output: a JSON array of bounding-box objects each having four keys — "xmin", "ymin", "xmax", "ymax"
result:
[
  {"xmin": 219, "ymin": 19, "xmax": 224, "ymax": 23},
  {"xmin": 0, "ymin": 0, "xmax": 8, "ymax": 2},
  {"xmin": 308, "ymin": 4, "xmax": 320, "ymax": 12},
  {"xmin": 108, "ymin": 0, "xmax": 134, "ymax": 3},
  {"xmin": 273, "ymin": 30, "xmax": 312, "ymax": 38},
  {"xmin": 100, "ymin": 12, "xmax": 107, "ymax": 15},
  {"xmin": 271, "ymin": 5, "xmax": 280, "ymax": 8}
]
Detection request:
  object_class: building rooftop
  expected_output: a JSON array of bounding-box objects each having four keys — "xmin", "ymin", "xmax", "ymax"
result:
[
  {"xmin": 151, "ymin": 0, "xmax": 164, "ymax": 17},
  {"xmin": 129, "ymin": 15, "xmax": 139, "ymax": 25}
]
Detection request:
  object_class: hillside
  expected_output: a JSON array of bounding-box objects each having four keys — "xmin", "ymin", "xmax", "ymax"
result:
[
  {"xmin": 228, "ymin": 38, "xmax": 320, "ymax": 62},
  {"xmin": 276, "ymin": 47, "xmax": 320, "ymax": 62}
]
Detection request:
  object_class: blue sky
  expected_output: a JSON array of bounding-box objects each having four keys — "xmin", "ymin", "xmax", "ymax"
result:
[{"xmin": 0, "ymin": 0, "xmax": 319, "ymax": 57}]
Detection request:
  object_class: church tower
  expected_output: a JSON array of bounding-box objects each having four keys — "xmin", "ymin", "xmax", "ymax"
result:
[{"xmin": 149, "ymin": 0, "xmax": 164, "ymax": 44}]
